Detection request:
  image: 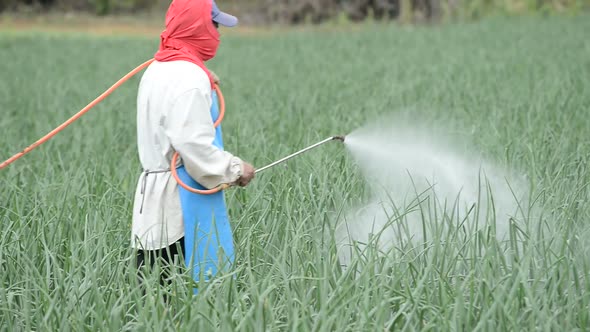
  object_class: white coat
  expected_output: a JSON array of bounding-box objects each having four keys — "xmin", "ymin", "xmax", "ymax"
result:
[{"xmin": 131, "ymin": 60, "xmax": 242, "ymax": 250}]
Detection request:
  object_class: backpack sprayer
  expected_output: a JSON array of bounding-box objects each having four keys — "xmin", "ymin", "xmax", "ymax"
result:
[{"xmin": 0, "ymin": 59, "xmax": 345, "ymax": 193}]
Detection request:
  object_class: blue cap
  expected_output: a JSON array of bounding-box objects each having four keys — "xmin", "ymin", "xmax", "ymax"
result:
[{"xmin": 211, "ymin": 0, "xmax": 238, "ymax": 27}]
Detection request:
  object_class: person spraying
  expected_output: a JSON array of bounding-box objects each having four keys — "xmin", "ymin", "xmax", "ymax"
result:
[
  {"xmin": 0, "ymin": 0, "xmax": 345, "ymax": 295},
  {"xmin": 132, "ymin": 0, "xmax": 255, "ymax": 289}
]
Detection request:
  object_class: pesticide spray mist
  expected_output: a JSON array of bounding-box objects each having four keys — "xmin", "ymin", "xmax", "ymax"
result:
[{"xmin": 335, "ymin": 119, "xmax": 532, "ymax": 267}]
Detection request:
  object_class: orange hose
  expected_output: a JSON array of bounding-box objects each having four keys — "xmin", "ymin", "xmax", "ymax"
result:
[
  {"xmin": 171, "ymin": 84, "xmax": 230, "ymax": 195},
  {"xmin": 0, "ymin": 59, "xmax": 231, "ymax": 195},
  {"xmin": 0, "ymin": 58, "xmax": 155, "ymax": 170}
]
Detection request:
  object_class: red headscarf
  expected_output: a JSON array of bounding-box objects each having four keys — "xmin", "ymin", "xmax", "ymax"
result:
[{"xmin": 155, "ymin": 0, "xmax": 220, "ymax": 88}]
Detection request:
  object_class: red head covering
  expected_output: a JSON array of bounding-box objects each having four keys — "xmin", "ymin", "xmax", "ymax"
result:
[{"xmin": 154, "ymin": 0, "xmax": 220, "ymax": 88}]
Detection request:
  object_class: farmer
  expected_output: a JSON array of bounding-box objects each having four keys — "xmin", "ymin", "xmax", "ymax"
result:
[{"xmin": 131, "ymin": 0, "xmax": 255, "ymax": 288}]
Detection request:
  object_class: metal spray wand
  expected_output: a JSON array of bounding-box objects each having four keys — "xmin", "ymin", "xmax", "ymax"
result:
[{"xmin": 255, "ymin": 135, "xmax": 345, "ymax": 174}]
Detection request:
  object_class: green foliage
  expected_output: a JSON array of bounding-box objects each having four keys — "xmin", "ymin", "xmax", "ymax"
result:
[
  {"xmin": 0, "ymin": 0, "xmax": 587, "ymax": 22},
  {"xmin": 1, "ymin": 16, "xmax": 590, "ymax": 330},
  {"xmin": 447, "ymin": 0, "xmax": 589, "ymax": 19},
  {"xmin": 93, "ymin": 0, "xmax": 109, "ymax": 15}
]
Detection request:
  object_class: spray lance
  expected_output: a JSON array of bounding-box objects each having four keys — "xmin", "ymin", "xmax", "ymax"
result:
[
  {"xmin": 196, "ymin": 136, "xmax": 346, "ymax": 192},
  {"xmin": 0, "ymin": 59, "xmax": 346, "ymax": 191},
  {"xmin": 256, "ymin": 136, "xmax": 345, "ymax": 174}
]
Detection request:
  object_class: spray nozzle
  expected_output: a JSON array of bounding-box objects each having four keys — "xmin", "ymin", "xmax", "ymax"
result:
[{"xmin": 332, "ymin": 135, "xmax": 346, "ymax": 142}]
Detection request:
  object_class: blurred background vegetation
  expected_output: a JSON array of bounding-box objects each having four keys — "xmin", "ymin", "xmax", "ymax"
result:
[{"xmin": 0, "ymin": 0, "xmax": 588, "ymax": 24}]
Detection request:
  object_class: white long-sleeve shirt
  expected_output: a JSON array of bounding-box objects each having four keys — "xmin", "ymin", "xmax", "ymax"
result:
[{"xmin": 131, "ymin": 60, "xmax": 242, "ymax": 250}]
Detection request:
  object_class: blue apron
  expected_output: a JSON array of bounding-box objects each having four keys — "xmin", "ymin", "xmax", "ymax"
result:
[{"xmin": 175, "ymin": 90, "xmax": 234, "ymax": 290}]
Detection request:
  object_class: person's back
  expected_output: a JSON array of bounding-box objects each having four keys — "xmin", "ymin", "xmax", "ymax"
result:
[
  {"xmin": 137, "ymin": 61, "xmax": 211, "ymax": 169},
  {"xmin": 133, "ymin": 59, "xmax": 229, "ymax": 251},
  {"xmin": 137, "ymin": 60, "xmax": 211, "ymax": 174}
]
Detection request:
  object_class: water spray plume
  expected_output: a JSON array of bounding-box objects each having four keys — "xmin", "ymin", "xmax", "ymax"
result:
[{"xmin": 336, "ymin": 119, "xmax": 535, "ymax": 267}]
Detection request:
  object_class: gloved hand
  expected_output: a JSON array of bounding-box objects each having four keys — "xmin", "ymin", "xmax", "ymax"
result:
[{"xmin": 237, "ymin": 162, "xmax": 255, "ymax": 187}]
